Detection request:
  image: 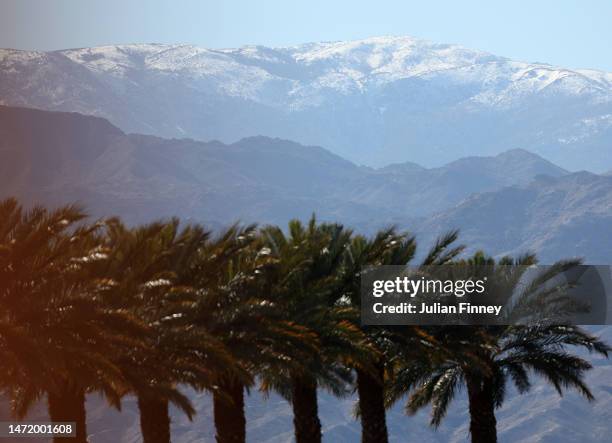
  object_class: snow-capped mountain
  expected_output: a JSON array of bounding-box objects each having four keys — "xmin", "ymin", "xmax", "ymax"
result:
[{"xmin": 2, "ymin": 36, "xmax": 612, "ymax": 170}]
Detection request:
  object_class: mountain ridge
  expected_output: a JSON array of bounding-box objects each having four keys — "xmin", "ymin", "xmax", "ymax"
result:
[{"xmin": 0, "ymin": 105, "xmax": 570, "ymax": 228}]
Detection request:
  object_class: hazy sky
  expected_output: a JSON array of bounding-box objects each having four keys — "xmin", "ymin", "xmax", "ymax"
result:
[{"xmin": 1, "ymin": 0, "xmax": 611, "ymax": 71}]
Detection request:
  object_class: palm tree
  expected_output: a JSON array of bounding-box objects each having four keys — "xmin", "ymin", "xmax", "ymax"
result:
[
  {"xmin": 175, "ymin": 224, "xmax": 317, "ymax": 443},
  {"xmin": 340, "ymin": 229, "xmax": 413, "ymax": 443},
  {"xmin": 340, "ymin": 228, "xmax": 463, "ymax": 443},
  {"xmin": 95, "ymin": 218, "xmax": 239, "ymax": 443},
  {"xmin": 387, "ymin": 252, "xmax": 611, "ymax": 443},
  {"xmin": 179, "ymin": 223, "xmax": 259, "ymax": 443},
  {"xmin": 259, "ymin": 217, "xmax": 371, "ymax": 443},
  {"xmin": 0, "ymin": 198, "xmax": 146, "ymax": 443}
]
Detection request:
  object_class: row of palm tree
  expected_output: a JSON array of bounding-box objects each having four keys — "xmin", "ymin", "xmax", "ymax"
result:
[{"xmin": 0, "ymin": 197, "xmax": 608, "ymax": 443}]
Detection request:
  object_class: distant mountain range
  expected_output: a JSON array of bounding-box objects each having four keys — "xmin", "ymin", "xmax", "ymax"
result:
[
  {"xmin": 2, "ymin": 36, "xmax": 612, "ymax": 171},
  {"xmin": 0, "ymin": 105, "xmax": 566, "ymax": 223},
  {"xmin": 1, "ymin": 105, "xmax": 610, "ymax": 265}
]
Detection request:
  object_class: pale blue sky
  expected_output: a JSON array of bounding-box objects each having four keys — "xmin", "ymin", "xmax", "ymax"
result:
[{"xmin": 1, "ymin": 0, "xmax": 611, "ymax": 71}]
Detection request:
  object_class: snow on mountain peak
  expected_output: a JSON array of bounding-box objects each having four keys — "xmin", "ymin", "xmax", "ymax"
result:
[
  {"xmin": 286, "ymin": 35, "xmax": 498, "ymax": 72},
  {"xmin": 45, "ymin": 36, "xmax": 612, "ymax": 105}
]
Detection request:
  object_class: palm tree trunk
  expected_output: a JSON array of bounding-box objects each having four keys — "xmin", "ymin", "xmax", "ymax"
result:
[
  {"xmin": 47, "ymin": 385, "xmax": 87, "ymax": 443},
  {"xmin": 291, "ymin": 374, "xmax": 321, "ymax": 443},
  {"xmin": 356, "ymin": 361, "xmax": 388, "ymax": 443},
  {"xmin": 137, "ymin": 394, "xmax": 171, "ymax": 443},
  {"xmin": 466, "ymin": 376, "xmax": 497, "ymax": 443},
  {"xmin": 213, "ymin": 378, "xmax": 246, "ymax": 443}
]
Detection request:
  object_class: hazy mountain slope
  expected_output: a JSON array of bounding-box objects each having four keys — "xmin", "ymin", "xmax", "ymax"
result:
[
  {"xmin": 2, "ymin": 36, "xmax": 612, "ymax": 170},
  {"xmin": 0, "ymin": 106, "xmax": 566, "ymax": 227},
  {"xmin": 0, "ymin": 106, "xmax": 383, "ymax": 226},
  {"xmin": 351, "ymin": 148, "xmax": 567, "ymax": 216},
  {"xmin": 416, "ymin": 172, "xmax": 612, "ymax": 263},
  {"xmin": 0, "ymin": 105, "xmax": 124, "ymax": 194}
]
